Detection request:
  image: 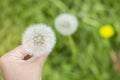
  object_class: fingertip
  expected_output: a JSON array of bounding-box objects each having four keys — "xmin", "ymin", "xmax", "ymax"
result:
[
  {"xmin": 8, "ymin": 45, "xmax": 29, "ymax": 60},
  {"xmin": 12, "ymin": 45, "xmax": 48, "ymax": 62}
]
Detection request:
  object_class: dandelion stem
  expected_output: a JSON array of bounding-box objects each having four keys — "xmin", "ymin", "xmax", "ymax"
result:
[{"xmin": 68, "ymin": 36, "xmax": 77, "ymax": 64}]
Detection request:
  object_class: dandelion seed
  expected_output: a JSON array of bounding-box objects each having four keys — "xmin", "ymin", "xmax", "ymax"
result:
[
  {"xmin": 22, "ymin": 24, "xmax": 56, "ymax": 57},
  {"xmin": 99, "ymin": 25, "xmax": 115, "ymax": 39},
  {"xmin": 55, "ymin": 14, "xmax": 78, "ymax": 35}
]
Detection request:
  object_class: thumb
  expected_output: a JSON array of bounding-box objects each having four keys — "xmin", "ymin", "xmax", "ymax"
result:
[
  {"xmin": 10, "ymin": 45, "xmax": 48, "ymax": 63},
  {"xmin": 5, "ymin": 45, "xmax": 28, "ymax": 60},
  {"xmin": 3, "ymin": 45, "xmax": 48, "ymax": 64}
]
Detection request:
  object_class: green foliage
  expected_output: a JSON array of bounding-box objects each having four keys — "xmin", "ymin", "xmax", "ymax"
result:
[{"xmin": 0, "ymin": 0, "xmax": 120, "ymax": 80}]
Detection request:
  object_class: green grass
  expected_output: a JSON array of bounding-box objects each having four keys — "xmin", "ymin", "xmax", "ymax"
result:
[{"xmin": 0, "ymin": 0, "xmax": 120, "ymax": 80}]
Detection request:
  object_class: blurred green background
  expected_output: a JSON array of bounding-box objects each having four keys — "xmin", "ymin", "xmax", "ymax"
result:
[{"xmin": 0, "ymin": 0, "xmax": 120, "ymax": 80}]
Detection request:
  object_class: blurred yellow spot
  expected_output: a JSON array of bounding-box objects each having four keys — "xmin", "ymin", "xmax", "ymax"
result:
[{"xmin": 99, "ymin": 25, "xmax": 115, "ymax": 39}]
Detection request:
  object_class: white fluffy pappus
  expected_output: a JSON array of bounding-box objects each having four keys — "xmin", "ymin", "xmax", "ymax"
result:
[
  {"xmin": 55, "ymin": 14, "xmax": 78, "ymax": 35},
  {"xmin": 22, "ymin": 24, "xmax": 56, "ymax": 57}
]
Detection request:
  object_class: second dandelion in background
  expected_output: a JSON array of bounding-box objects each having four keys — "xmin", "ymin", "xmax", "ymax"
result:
[{"xmin": 55, "ymin": 14, "xmax": 78, "ymax": 64}]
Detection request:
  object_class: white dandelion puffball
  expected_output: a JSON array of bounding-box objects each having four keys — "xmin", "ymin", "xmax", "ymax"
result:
[
  {"xmin": 55, "ymin": 14, "xmax": 78, "ymax": 35},
  {"xmin": 22, "ymin": 24, "xmax": 56, "ymax": 57}
]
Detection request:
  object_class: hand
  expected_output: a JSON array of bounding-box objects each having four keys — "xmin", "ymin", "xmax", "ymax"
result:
[{"xmin": 0, "ymin": 46, "xmax": 47, "ymax": 80}]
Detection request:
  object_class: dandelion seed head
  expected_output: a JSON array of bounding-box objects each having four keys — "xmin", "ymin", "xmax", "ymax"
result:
[
  {"xmin": 22, "ymin": 24, "xmax": 56, "ymax": 56},
  {"xmin": 55, "ymin": 14, "xmax": 78, "ymax": 35}
]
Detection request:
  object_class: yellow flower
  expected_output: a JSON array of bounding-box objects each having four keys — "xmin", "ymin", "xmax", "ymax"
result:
[{"xmin": 99, "ymin": 25, "xmax": 115, "ymax": 39}]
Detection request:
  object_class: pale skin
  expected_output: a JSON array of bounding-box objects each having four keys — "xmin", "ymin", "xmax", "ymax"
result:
[{"xmin": 0, "ymin": 46, "xmax": 47, "ymax": 80}]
